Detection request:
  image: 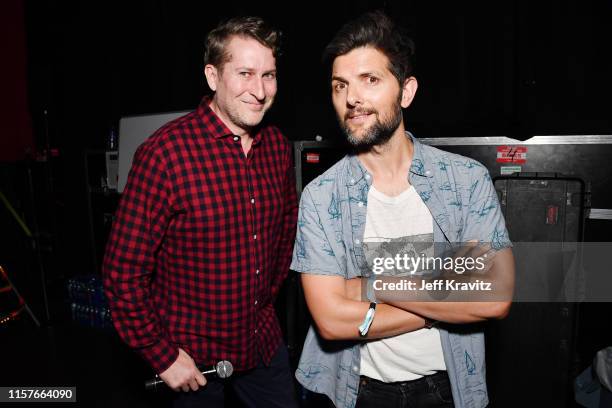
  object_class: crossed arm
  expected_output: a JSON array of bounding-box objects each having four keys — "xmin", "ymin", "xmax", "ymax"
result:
[
  {"xmin": 301, "ymin": 273, "xmax": 426, "ymax": 340},
  {"xmin": 380, "ymin": 248, "xmax": 515, "ymax": 323},
  {"xmin": 301, "ymin": 247, "xmax": 514, "ymax": 341}
]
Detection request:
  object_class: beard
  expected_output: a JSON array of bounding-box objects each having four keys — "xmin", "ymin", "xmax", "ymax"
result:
[{"xmin": 339, "ymin": 95, "xmax": 403, "ymax": 151}]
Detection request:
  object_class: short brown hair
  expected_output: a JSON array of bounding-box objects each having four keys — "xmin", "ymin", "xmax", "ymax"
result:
[
  {"xmin": 204, "ymin": 16, "xmax": 281, "ymax": 70},
  {"xmin": 323, "ymin": 11, "xmax": 415, "ymax": 85}
]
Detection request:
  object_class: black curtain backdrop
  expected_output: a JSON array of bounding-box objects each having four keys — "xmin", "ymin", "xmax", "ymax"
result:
[
  {"xmin": 23, "ymin": 1, "xmax": 612, "ymax": 148},
  {"xmin": 16, "ymin": 0, "xmax": 612, "ymax": 276}
]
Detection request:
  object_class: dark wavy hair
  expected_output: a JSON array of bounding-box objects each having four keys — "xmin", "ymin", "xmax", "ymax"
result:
[
  {"xmin": 204, "ymin": 16, "xmax": 281, "ymax": 70},
  {"xmin": 322, "ymin": 11, "xmax": 415, "ymax": 85}
]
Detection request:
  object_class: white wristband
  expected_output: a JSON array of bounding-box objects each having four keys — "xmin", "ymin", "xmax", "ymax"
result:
[{"xmin": 358, "ymin": 302, "xmax": 377, "ymax": 336}]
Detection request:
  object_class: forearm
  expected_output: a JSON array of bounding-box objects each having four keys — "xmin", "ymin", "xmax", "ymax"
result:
[
  {"xmin": 103, "ymin": 255, "xmax": 179, "ymax": 373},
  {"xmin": 102, "ymin": 215, "xmax": 178, "ymax": 373},
  {"xmin": 367, "ymin": 303, "xmax": 426, "ymax": 338},
  {"xmin": 383, "ymin": 300, "xmax": 509, "ymax": 323},
  {"xmin": 311, "ymin": 294, "xmax": 425, "ymax": 340},
  {"xmin": 378, "ymin": 248, "xmax": 515, "ymax": 323},
  {"xmin": 375, "ymin": 275, "xmax": 511, "ymax": 322}
]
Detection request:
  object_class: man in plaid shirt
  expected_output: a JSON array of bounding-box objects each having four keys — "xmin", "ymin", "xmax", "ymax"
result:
[{"xmin": 103, "ymin": 16, "xmax": 298, "ymax": 407}]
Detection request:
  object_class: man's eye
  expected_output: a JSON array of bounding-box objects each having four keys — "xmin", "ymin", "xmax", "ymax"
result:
[
  {"xmin": 333, "ymin": 83, "xmax": 346, "ymax": 91},
  {"xmin": 263, "ymin": 73, "xmax": 276, "ymax": 79},
  {"xmin": 367, "ymin": 76, "xmax": 378, "ymax": 84},
  {"xmin": 240, "ymin": 72, "xmax": 251, "ymax": 77}
]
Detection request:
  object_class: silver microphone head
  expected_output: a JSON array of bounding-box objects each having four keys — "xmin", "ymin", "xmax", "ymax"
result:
[{"xmin": 216, "ymin": 360, "xmax": 233, "ymax": 378}]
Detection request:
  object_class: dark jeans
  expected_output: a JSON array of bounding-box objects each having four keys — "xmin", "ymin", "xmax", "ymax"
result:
[
  {"xmin": 356, "ymin": 371, "xmax": 454, "ymax": 408},
  {"xmin": 172, "ymin": 344, "xmax": 298, "ymax": 408}
]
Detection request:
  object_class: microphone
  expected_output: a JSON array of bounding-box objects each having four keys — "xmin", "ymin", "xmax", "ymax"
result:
[{"xmin": 144, "ymin": 360, "xmax": 234, "ymax": 391}]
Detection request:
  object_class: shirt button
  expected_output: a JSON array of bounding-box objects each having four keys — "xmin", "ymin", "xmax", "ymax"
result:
[
  {"xmin": 357, "ymin": 201, "xmax": 364, "ymax": 207},
  {"xmin": 254, "ymin": 329, "xmax": 258, "ymax": 334},
  {"xmin": 254, "ymin": 300, "xmax": 258, "ymax": 306},
  {"xmin": 425, "ymin": 170, "xmax": 432, "ymax": 176},
  {"xmin": 353, "ymin": 365, "xmax": 359, "ymax": 372},
  {"xmin": 354, "ymin": 239, "xmax": 360, "ymax": 245},
  {"xmin": 233, "ymin": 136, "xmax": 240, "ymax": 142},
  {"xmin": 253, "ymin": 234, "xmax": 257, "ymax": 240},
  {"xmin": 256, "ymin": 269, "xmax": 260, "ymax": 275},
  {"xmin": 350, "ymin": 178, "xmax": 356, "ymax": 184},
  {"xmin": 250, "ymin": 198, "xmax": 255, "ymax": 204},
  {"xmin": 365, "ymin": 174, "xmax": 371, "ymax": 179}
]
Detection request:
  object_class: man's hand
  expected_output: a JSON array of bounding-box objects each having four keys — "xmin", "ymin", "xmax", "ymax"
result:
[
  {"xmin": 445, "ymin": 240, "xmax": 496, "ymax": 276},
  {"xmin": 159, "ymin": 348, "xmax": 207, "ymax": 392}
]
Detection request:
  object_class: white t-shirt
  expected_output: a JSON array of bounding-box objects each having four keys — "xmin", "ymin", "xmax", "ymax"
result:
[{"xmin": 360, "ymin": 185, "xmax": 447, "ymax": 382}]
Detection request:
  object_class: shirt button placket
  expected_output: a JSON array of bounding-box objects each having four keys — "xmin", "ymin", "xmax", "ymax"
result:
[{"xmin": 246, "ymin": 159, "xmax": 260, "ymax": 343}]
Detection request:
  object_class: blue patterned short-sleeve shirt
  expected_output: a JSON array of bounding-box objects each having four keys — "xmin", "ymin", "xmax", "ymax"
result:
[{"xmin": 290, "ymin": 132, "xmax": 511, "ymax": 408}]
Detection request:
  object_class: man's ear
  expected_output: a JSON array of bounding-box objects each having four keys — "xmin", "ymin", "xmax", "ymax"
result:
[
  {"xmin": 400, "ymin": 76, "xmax": 418, "ymax": 108},
  {"xmin": 204, "ymin": 64, "xmax": 218, "ymax": 92}
]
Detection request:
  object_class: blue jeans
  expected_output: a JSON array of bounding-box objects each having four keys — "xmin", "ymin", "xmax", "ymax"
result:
[
  {"xmin": 356, "ymin": 371, "xmax": 454, "ymax": 408},
  {"xmin": 172, "ymin": 344, "xmax": 298, "ymax": 408}
]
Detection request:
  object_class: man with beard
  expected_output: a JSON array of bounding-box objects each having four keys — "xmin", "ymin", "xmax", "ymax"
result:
[
  {"xmin": 103, "ymin": 16, "xmax": 298, "ymax": 407},
  {"xmin": 291, "ymin": 11, "xmax": 515, "ymax": 408}
]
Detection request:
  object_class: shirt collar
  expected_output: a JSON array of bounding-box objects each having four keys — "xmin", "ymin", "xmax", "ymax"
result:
[
  {"xmin": 407, "ymin": 132, "xmax": 433, "ymax": 178},
  {"xmin": 196, "ymin": 95, "xmax": 263, "ymax": 145},
  {"xmin": 347, "ymin": 131, "xmax": 433, "ymax": 186}
]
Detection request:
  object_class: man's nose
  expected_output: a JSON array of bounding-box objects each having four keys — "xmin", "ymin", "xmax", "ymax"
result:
[
  {"xmin": 250, "ymin": 77, "xmax": 266, "ymax": 101},
  {"xmin": 346, "ymin": 86, "xmax": 362, "ymax": 107}
]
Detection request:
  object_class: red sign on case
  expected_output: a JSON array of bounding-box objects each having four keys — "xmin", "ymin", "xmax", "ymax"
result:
[
  {"xmin": 306, "ymin": 153, "xmax": 320, "ymax": 164},
  {"xmin": 496, "ymin": 146, "xmax": 527, "ymax": 164}
]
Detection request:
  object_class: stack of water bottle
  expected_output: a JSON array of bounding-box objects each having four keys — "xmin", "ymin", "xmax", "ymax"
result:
[{"xmin": 67, "ymin": 275, "xmax": 113, "ymax": 330}]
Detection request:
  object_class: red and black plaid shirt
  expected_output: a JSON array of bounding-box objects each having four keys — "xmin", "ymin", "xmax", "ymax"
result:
[{"xmin": 103, "ymin": 97, "xmax": 298, "ymax": 374}]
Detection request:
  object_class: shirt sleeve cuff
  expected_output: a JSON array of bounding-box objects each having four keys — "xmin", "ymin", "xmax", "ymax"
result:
[{"xmin": 137, "ymin": 338, "xmax": 179, "ymax": 375}]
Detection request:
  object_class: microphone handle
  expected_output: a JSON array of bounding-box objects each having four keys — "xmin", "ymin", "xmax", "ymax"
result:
[{"xmin": 144, "ymin": 367, "xmax": 217, "ymax": 391}]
